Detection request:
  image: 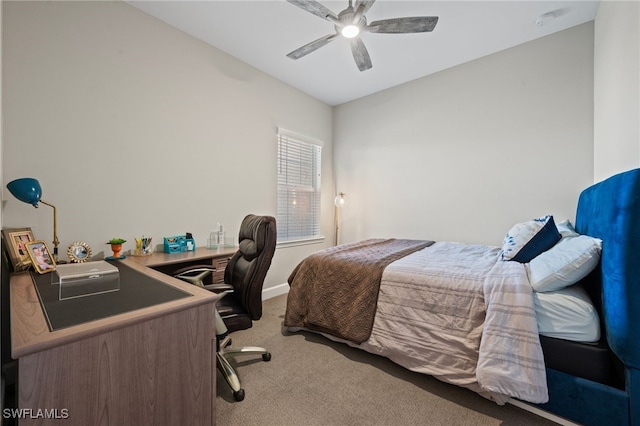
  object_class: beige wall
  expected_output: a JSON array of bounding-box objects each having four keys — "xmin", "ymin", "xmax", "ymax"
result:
[
  {"xmin": 1, "ymin": 1, "xmax": 334, "ymax": 292},
  {"xmin": 594, "ymin": 0, "xmax": 640, "ymax": 182},
  {"xmin": 4, "ymin": 1, "xmax": 639, "ymax": 289},
  {"xmin": 333, "ymin": 23, "xmax": 595, "ymax": 246}
]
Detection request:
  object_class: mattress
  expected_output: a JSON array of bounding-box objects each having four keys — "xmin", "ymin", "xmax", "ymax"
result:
[{"xmin": 533, "ymin": 284, "xmax": 601, "ymax": 343}]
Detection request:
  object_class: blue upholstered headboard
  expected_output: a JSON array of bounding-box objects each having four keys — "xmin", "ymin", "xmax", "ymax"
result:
[{"xmin": 575, "ymin": 168, "xmax": 640, "ymax": 369}]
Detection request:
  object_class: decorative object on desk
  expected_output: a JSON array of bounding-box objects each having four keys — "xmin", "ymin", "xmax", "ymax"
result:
[
  {"xmin": 207, "ymin": 231, "xmax": 217, "ymax": 248},
  {"xmin": 216, "ymin": 224, "xmax": 225, "ymax": 246},
  {"xmin": 334, "ymin": 192, "xmax": 346, "ymax": 245},
  {"xmin": 134, "ymin": 236, "xmax": 152, "ymax": 256},
  {"xmin": 208, "ymin": 223, "xmax": 228, "ymax": 249},
  {"xmin": 54, "ymin": 261, "xmax": 120, "ymax": 300},
  {"xmin": 2, "ymin": 227, "xmax": 36, "ymax": 271},
  {"xmin": 163, "ymin": 234, "xmax": 196, "ymax": 254},
  {"xmin": 106, "ymin": 238, "xmax": 126, "ymax": 259},
  {"xmin": 67, "ymin": 241, "xmax": 92, "ymax": 263},
  {"xmin": 6, "ymin": 177, "xmax": 62, "ymax": 263},
  {"xmin": 26, "ymin": 240, "xmax": 56, "ymax": 274}
]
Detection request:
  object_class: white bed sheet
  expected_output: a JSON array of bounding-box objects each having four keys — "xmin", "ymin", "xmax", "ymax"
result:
[{"xmin": 533, "ymin": 284, "xmax": 601, "ymax": 343}]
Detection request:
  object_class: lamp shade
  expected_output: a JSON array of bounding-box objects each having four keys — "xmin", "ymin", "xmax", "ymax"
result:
[{"xmin": 6, "ymin": 178, "xmax": 42, "ymax": 206}]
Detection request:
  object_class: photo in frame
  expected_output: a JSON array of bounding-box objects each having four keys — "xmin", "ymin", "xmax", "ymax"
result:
[
  {"xmin": 26, "ymin": 240, "xmax": 56, "ymax": 274},
  {"xmin": 2, "ymin": 227, "xmax": 36, "ymax": 271}
]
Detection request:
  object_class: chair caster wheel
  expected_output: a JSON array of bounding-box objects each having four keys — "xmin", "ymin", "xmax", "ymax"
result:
[
  {"xmin": 262, "ymin": 352, "xmax": 272, "ymax": 362},
  {"xmin": 233, "ymin": 389, "xmax": 245, "ymax": 401}
]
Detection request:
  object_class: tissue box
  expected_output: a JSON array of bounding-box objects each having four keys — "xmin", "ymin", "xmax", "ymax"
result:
[{"xmin": 53, "ymin": 261, "xmax": 120, "ymax": 300}]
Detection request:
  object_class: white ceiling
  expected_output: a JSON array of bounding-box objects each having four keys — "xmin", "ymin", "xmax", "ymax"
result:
[{"xmin": 127, "ymin": 0, "xmax": 600, "ymax": 106}]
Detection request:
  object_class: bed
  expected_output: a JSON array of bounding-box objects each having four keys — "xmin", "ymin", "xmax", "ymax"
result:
[{"xmin": 284, "ymin": 168, "xmax": 640, "ymax": 426}]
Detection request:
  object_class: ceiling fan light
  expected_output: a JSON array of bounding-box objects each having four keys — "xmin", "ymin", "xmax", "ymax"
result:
[{"xmin": 341, "ymin": 24, "xmax": 360, "ymax": 38}]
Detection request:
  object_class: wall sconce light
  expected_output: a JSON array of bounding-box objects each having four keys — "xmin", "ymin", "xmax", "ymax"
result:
[
  {"xmin": 6, "ymin": 178, "xmax": 61, "ymax": 263},
  {"xmin": 334, "ymin": 192, "xmax": 346, "ymax": 245}
]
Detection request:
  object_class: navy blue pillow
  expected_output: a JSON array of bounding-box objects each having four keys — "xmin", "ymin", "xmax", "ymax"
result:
[
  {"xmin": 501, "ymin": 215, "xmax": 562, "ymax": 263},
  {"xmin": 513, "ymin": 216, "xmax": 561, "ymax": 263}
]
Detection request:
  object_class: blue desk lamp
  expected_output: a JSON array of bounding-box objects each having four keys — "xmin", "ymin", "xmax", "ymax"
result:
[{"xmin": 6, "ymin": 178, "xmax": 60, "ymax": 262}]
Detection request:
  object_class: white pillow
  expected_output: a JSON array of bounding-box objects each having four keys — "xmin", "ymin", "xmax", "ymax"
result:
[
  {"xmin": 533, "ymin": 284, "xmax": 601, "ymax": 343},
  {"xmin": 528, "ymin": 234, "xmax": 602, "ymax": 292},
  {"xmin": 555, "ymin": 219, "xmax": 579, "ymax": 238}
]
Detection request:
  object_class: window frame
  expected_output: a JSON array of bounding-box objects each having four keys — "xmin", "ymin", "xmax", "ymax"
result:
[{"xmin": 276, "ymin": 128, "xmax": 324, "ymax": 246}]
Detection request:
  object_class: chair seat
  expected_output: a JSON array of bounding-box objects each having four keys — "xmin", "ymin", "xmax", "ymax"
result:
[{"xmin": 217, "ymin": 298, "xmax": 252, "ymax": 332}]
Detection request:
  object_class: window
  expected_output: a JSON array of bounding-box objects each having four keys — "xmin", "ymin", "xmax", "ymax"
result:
[{"xmin": 277, "ymin": 129, "xmax": 322, "ymax": 243}]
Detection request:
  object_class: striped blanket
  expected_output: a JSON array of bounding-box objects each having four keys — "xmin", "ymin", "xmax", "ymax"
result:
[
  {"xmin": 361, "ymin": 241, "xmax": 548, "ymax": 404},
  {"xmin": 286, "ymin": 240, "xmax": 548, "ymax": 404}
]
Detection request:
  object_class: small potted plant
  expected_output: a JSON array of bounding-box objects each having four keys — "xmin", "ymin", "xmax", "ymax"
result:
[{"xmin": 107, "ymin": 238, "xmax": 126, "ymax": 258}]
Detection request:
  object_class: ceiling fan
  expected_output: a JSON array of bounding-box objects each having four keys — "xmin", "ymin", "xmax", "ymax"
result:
[{"xmin": 286, "ymin": 0, "xmax": 439, "ymax": 72}]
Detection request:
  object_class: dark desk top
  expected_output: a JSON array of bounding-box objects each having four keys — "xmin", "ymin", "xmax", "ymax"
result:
[{"xmin": 32, "ymin": 261, "xmax": 191, "ymax": 331}]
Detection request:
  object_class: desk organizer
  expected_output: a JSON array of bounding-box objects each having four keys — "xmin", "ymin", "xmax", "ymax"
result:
[
  {"xmin": 164, "ymin": 235, "xmax": 196, "ymax": 254},
  {"xmin": 53, "ymin": 261, "xmax": 120, "ymax": 300}
]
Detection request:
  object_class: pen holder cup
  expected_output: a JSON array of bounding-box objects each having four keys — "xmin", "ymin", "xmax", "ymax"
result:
[{"xmin": 135, "ymin": 237, "xmax": 153, "ymax": 256}]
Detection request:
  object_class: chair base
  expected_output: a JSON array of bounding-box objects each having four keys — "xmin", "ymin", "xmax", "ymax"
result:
[{"xmin": 217, "ymin": 335, "xmax": 271, "ymax": 402}]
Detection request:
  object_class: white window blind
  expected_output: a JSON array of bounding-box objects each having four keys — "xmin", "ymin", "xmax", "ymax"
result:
[{"xmin": 277, "ymin": 129, "xmax": 322, "ymax": 242}]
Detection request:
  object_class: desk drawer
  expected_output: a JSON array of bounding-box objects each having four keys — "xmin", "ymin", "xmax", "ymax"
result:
[{"xmin": 212, "ymin": 258, "xmax": 229, "ymax": 284}]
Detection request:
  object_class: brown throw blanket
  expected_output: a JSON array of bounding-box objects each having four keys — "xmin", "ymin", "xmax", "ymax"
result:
[{"xmin": 284, "ymin": 239, "xmax": 434, "ymax": 343}]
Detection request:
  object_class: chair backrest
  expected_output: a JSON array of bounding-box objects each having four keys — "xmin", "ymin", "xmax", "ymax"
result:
[{"xmin": 224, "ymin": 214, "xmax": 277, "ymax": 320}]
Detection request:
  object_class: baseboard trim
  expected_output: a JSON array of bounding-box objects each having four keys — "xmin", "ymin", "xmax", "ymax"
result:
[
  {"xmin": 263, "ymin": 282, "xmax": 289, "ymax": 300},
  {"xmin": 507, "ymin": 399, "xmax": 579, "ymax": 426}
]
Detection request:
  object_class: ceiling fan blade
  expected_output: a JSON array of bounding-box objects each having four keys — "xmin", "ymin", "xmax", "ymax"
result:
[
  {"xmin": 286, "ymin": 33, "xmax": 339, "ymax": 60},
  {"xmin": 353, "ymin": 0, "xmax": 376, "ymax": 22},
  {"xmin": 350, "ymin": 37, "xmax": 372, "ymax": 72},
  {"xmin": 367, "ymin": 16, "xmax": 439, "ymax": 33},
  {"xmin": 286, "ymin": 0, "xmax": 338, "ymax": 21}
]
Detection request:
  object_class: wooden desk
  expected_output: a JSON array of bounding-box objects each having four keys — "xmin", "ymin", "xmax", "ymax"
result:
[
  {"xmin": 132, "ymin": 247, "xmax": 237, "ymax": 285},
  {"xmin": 129, "ymin": 247, "xmax": 237, "ymax": 268},
  {"xmin": 10, "ymin": 255, "xmax": 224, "ymax": 425}
]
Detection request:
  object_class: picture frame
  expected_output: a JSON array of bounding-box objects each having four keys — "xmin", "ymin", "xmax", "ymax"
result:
[
  {"xmin": 26, "ymin": 240, "xmax": 56, "ymax": 274},
  {"xmin": 2, "ymin": 227, "xmax": 36, "ymax": 271},
  {"xmin": 68, "ymin": 241, "xmax": 92, "ymax": 263}
]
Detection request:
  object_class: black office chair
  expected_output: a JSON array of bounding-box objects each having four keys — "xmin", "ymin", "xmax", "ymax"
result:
[{"xmin": 174, "ymin": 214, "xmax": 277, "ymax": 401}]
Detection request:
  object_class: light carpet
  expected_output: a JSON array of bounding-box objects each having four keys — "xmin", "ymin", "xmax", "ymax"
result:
[{"xmin": 215, "ymin": 294, "xmax": 561, "ymax": 426}]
